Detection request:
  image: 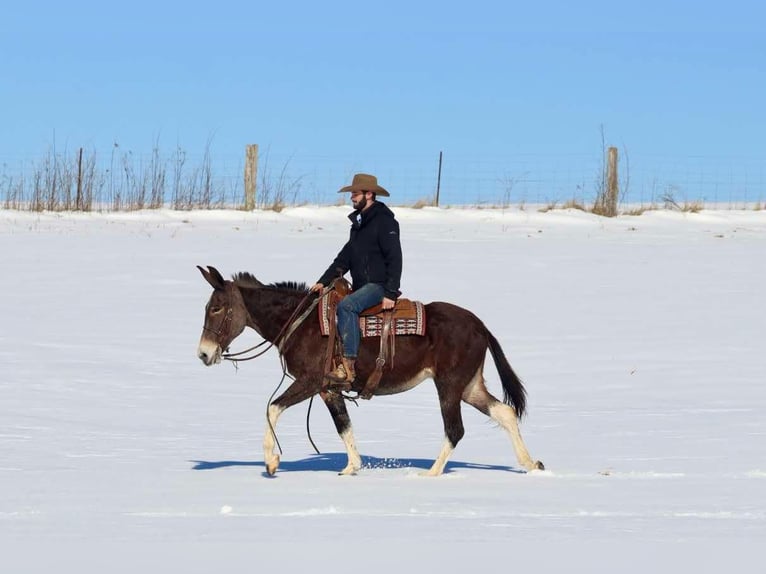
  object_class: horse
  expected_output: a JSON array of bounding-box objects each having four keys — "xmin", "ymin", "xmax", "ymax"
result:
[{"xmin": 196, "ymin": 265, "xmax": 544, "ymax": 476}]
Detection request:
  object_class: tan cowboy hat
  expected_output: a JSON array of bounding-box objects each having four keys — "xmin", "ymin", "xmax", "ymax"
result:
[{"xmin": 338, "ymin": 173, "xmax": 390, "ymax": 197}]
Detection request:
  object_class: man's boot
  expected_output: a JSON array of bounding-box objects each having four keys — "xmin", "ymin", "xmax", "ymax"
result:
[{"xmin": 325, "ymin": 357, "xmax": 356, "ymax": 389}]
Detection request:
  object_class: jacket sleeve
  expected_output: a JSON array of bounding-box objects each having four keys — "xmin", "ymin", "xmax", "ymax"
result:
[
  {"xmin": 317, "ymin": 240, "xmax": 352, "ymax": 286},
  {"xmin": 379, "ymin": 217, "xmax": 403, "ymax": 299}
]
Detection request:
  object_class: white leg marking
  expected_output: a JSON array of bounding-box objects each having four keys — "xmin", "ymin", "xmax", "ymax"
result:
[
  {"xmin": 421, "ymin": 438, "xmax": 454, "ymax": 477},
  {"xmin": 263, "ymin": 404, "xmax": 284, "ymax": 475},
  {"xmin": 461, "ymin": 367, "xmax": 486, "ymax": 404},
  {"xmin": 338, "ymin": 427, "xmax": 362, "ymax": 475},
  {"xmin": 463, "ymin": 366, "xmax": 542, "ymax": 472},
  {"xmin": 488, "ymin": 402, "xmax": 538, "ymax": 471}
]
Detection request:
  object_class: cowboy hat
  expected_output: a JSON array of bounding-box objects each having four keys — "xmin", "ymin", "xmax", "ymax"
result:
[{"xmin": 338, "ymin": 173, "xmax": 389, "ymax": 197}]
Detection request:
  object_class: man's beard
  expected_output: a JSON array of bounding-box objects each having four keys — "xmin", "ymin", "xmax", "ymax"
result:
[{"xmin": 354, "ymin": 196, "xmax": 367, "ymax": 211}]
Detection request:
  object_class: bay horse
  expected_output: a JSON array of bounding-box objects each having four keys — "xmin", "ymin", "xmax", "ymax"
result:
[{"xmin": 196, "ymin": 265, "xmax": 544, "ymax": 476}]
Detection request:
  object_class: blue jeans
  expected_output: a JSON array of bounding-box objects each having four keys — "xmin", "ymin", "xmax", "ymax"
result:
[{"xmin": 336, "ymin": 283, "xmax": 385, "ymax": 358}]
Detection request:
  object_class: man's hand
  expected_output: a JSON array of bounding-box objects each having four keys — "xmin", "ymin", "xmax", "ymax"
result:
[
  {"xmin": 382, "ymin": 297, "xmax": 395, "ymax": 310},
  {"xmin": 310, "ymin": 283, "xmax": 324, "ymax": 293}
]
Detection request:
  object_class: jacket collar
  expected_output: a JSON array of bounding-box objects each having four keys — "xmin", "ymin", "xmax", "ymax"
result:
[{"xmin": 348, "ymin": 200, "xmax": 386, "ymax": 227}]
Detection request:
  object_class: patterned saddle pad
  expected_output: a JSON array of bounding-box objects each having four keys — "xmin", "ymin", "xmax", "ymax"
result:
[{"xmin": 319, "ymin": 295, "xmax": 426, "ymax": 338}]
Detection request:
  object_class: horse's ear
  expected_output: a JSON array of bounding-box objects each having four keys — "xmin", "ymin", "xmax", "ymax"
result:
[
  {"xmin": 207, "ymin": 266, "xmax": 227, "ymax": 287},
  {"xmin": 197, "ymin": 265, "xmax": 226, "ymax": 290}
]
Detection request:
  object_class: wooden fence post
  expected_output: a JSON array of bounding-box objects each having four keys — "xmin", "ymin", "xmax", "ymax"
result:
[
  {"xmin": 606, "ymin": 146, "xmax": 619, "ymax": 216},
  {"xmin": 244, "ymin": 144, "xmax": 258, "ymax": 210},
  {"xmin": 435, "ymin": 150, "xmax": 443, "ymax": 207}
]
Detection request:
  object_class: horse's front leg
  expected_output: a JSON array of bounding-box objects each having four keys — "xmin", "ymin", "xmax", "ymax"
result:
[
  {"xmin": 321, "ymin": 391, "xmax": 362, "ymax": 475},
  {"xmin": 263, "ymin": 379, "xmax": 319, "ymax": 476}
]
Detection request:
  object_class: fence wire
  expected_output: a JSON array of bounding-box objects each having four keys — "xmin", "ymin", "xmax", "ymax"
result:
[{"xmin": 2, "ymin": 149, "xmax": 763, "ymax": 209}]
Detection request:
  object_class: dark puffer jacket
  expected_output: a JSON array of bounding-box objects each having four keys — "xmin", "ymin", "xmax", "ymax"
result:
[{"xmin": 317, "ymin": 201, "xmax": 402, "ymax": 299}]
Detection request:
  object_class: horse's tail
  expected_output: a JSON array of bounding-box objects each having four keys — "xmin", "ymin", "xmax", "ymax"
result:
[{"xmin": 486, "ymin": 330, "xmax": 527, "ymax": 419}]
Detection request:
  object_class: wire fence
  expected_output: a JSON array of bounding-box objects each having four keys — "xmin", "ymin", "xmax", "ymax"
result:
[{"xmin": 1, "ymin": 146, "xmax": 764, "ymax": 210}]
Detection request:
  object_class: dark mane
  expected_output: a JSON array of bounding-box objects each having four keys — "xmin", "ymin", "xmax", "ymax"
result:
[
  {"xmin": 232, "ymin": 272, "xmax": 262, "ymax": 288},
  {"xmin": 267, "ymin": 280, "xmax": 310, "ymax": 294},
  {"xmin": 232, "ymin": 272, "xmax": 309, "ymax": 294}
]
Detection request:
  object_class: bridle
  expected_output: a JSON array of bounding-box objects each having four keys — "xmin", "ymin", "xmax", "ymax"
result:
[
  {"xmin": 202, "ymin": 287, "xmax": 235, "ymax": 351},
  {"xmin": 202, "ymin": 280, "xmax": 341, "ymax": 458},
  {"xmin": 216, "ymin": 279, "xmax": 343, "ymax": 363},
  {"xmin": 202, "ymin": 307, "xmax": 234, "ymax": 344},
  {"xmin": 221, "ymin": 289, "xmax": 322, "ymax": 362}
]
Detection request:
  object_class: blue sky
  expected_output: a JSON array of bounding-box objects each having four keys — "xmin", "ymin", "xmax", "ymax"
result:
[{"xmin": 2, "ymin": 1, "xmax": 764, "ymax": 203}]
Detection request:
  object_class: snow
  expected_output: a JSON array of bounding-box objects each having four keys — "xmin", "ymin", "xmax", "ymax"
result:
[{"xmin": 2, "ymin": 206, "xmax": 764, "ymax": 573}]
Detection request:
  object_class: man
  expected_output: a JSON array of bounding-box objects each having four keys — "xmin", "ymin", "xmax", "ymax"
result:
[{"xmin": 311, "ymin": 173, "xmax": 403, "ymax": 387}]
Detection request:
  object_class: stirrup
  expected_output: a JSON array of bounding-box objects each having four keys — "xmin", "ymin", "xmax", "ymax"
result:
[
  {"xmin": 325, "ymin": 364, "xmax": 350, "ymax": 382},
  {"xmin": 325, "ymin": 369, "xmax": 347, "ymax": 382},
  {"xmin": 325, "ymin": 378, "xmax": 353, "ymax": 392},
  {"xmin": 339, "ymin": 389, "xmax": 361, "ymax": 404},
  {"xmin": 326, "ymin": 357, "xmax": 355, "ymax": 381},
  {"xmin": 324, "ymin": 364, "xmax": 353, "ymax": 393}
]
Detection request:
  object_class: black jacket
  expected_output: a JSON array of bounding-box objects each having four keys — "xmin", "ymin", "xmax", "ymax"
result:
[{"xmin": 317, "ymin": 201, "xmax": 402, "ymax": 299}]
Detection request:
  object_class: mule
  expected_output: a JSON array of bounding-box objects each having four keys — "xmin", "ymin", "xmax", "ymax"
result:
[{"xmin": 196, "ymin": 265, "xmax": 544, "ymax": 476}]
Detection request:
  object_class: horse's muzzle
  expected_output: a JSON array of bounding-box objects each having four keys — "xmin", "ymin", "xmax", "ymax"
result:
[{"xmin": 197, "ymin": 339, "xmax": 222, "ymax": 366}]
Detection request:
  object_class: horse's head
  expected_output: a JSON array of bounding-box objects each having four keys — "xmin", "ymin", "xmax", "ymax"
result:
[{"xmin": 196, "ymin": 265, "xmax": 249, "ymax": 366}]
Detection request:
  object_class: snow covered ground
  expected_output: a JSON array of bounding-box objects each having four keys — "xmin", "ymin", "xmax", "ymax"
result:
[{"xmin": 2, "ymin": 206, "xmax": 764, "ymax": 573}]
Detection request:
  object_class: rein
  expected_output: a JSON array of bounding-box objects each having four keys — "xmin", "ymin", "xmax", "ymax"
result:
[
  {"xmin": 216, "ymin": 282, "xmax": 340, "ymax": 457},
  {"xmin": 221, "ymin": 288, "xmax": 323, "ymax": 362}
]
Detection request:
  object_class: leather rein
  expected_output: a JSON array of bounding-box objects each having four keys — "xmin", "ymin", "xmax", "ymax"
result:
[
  {"xmin": 220, "ymin": 283, "xmax": 335, "ymax": 363},
  {"xmin": 209, "ymin": 282, "xmax": 336, "ymax": 459}
]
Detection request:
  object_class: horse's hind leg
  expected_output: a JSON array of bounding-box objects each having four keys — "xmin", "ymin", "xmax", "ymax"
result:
[
  {"xmin": 322, "ymin": 391, "xmax": 362, "ymax": 475},
  {"xmin": 424, "ymin": 381, "xmax": 466, "ymax": 476},
  {"xmin": 462, "ymin": 367, "xmax": 544, "ymax": 471}
]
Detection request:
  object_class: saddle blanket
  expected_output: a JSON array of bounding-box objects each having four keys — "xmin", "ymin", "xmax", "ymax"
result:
[{"xmin": 319, "ymin": 296, "xmax": 426, "ymax": 338}]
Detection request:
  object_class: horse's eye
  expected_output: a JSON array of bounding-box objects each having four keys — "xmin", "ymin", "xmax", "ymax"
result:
[{"xmin": 210, "ymin": 306, "xmax": 223, "ymax": 315}]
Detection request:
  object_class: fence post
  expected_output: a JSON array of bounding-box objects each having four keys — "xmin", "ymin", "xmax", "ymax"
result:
[
  {"xmin": 435, "ymin": 150, "xmax": 442, "ymax": 207},
  {"xmin": 606, "ymin": 146, "xmax": 619, "ymax": 216},
  {"xmin": 244, "ymin": 144, "xmax": 258, "ymax": 210},
  {"xmin": 76, "ymin": 147, "xmax": 83, "ymax": 211}
]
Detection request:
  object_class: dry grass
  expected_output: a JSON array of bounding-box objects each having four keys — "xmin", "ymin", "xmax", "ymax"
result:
[
  {"xmin": 660, "ymin": 189, "xmax": 704, "ymax": 213},
  {"xmin": 0, "ymin": 141, "xmax": 317, "ymax": 212},
  {"xmin": 591, "ymin": 203, "xmax": 611, "ymax": 216},
  {"xmin": 561, "ymin": 199, "xmax": 586, "ymax": 211},
  {"xmin": 410, "ymin": 197, "xmax": 435, "ymax": 209},
  {"xmin": 2, "ymin": 144, "xmax": 751, "ymax": 214},
  {"xmin": 2, "ymin": 142, "xmax": 234, "ymax": 211},
  {"xmin": 681, "ymin": 201, "xmax": 704, "ymax": 213},
  {"xmin": 538, "ymin": 201, "xmax": 558, "ymax": 213},
  {"xmin": 256, "ymin": 149, "xmax": 304, "ymax": 211},
  {"xmin": 622, "ymin": 204, "xmax": 661, "ymax": 216}
]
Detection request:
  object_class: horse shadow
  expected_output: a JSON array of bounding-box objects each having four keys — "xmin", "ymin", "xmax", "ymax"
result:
[{"xmin": 190, "ymin": 453, "xmax": 526, "ymax": 477}]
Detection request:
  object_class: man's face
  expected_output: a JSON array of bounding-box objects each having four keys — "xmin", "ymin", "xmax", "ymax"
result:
[{"xmin": 351, "ymin": 191, "xmax": 371, "ymax": 211}]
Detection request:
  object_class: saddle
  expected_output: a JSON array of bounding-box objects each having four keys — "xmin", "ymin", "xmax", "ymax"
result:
[
  {"xmin": 319, "ymin": 279, "xmax": 426, "ymax": 399},
  {"xmin": 319, "ymin": 294, "xmax": 426, "ymax": 338}
]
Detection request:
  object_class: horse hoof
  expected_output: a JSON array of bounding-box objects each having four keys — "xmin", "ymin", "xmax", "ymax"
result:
[
  {"xmin": 534, "ymin": 460, "xmax": 545, "ymax": 471},
  {"xmin": 418, "ymin": 469, "xmax": 442, "ymax": 477},
  {"xmin": 266, "ymin": 457, "xmax": 280, "ymax": 476}
]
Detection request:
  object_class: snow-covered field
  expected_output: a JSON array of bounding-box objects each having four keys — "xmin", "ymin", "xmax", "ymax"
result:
[{"xmin": 2, "ymin": 206, "xmax": 764, "ymax": 573}]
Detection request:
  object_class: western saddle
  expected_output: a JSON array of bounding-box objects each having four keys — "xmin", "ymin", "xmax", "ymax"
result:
[{"xmin": 320, "ymin": 278, "xmax": 423, "ymax": 399}]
